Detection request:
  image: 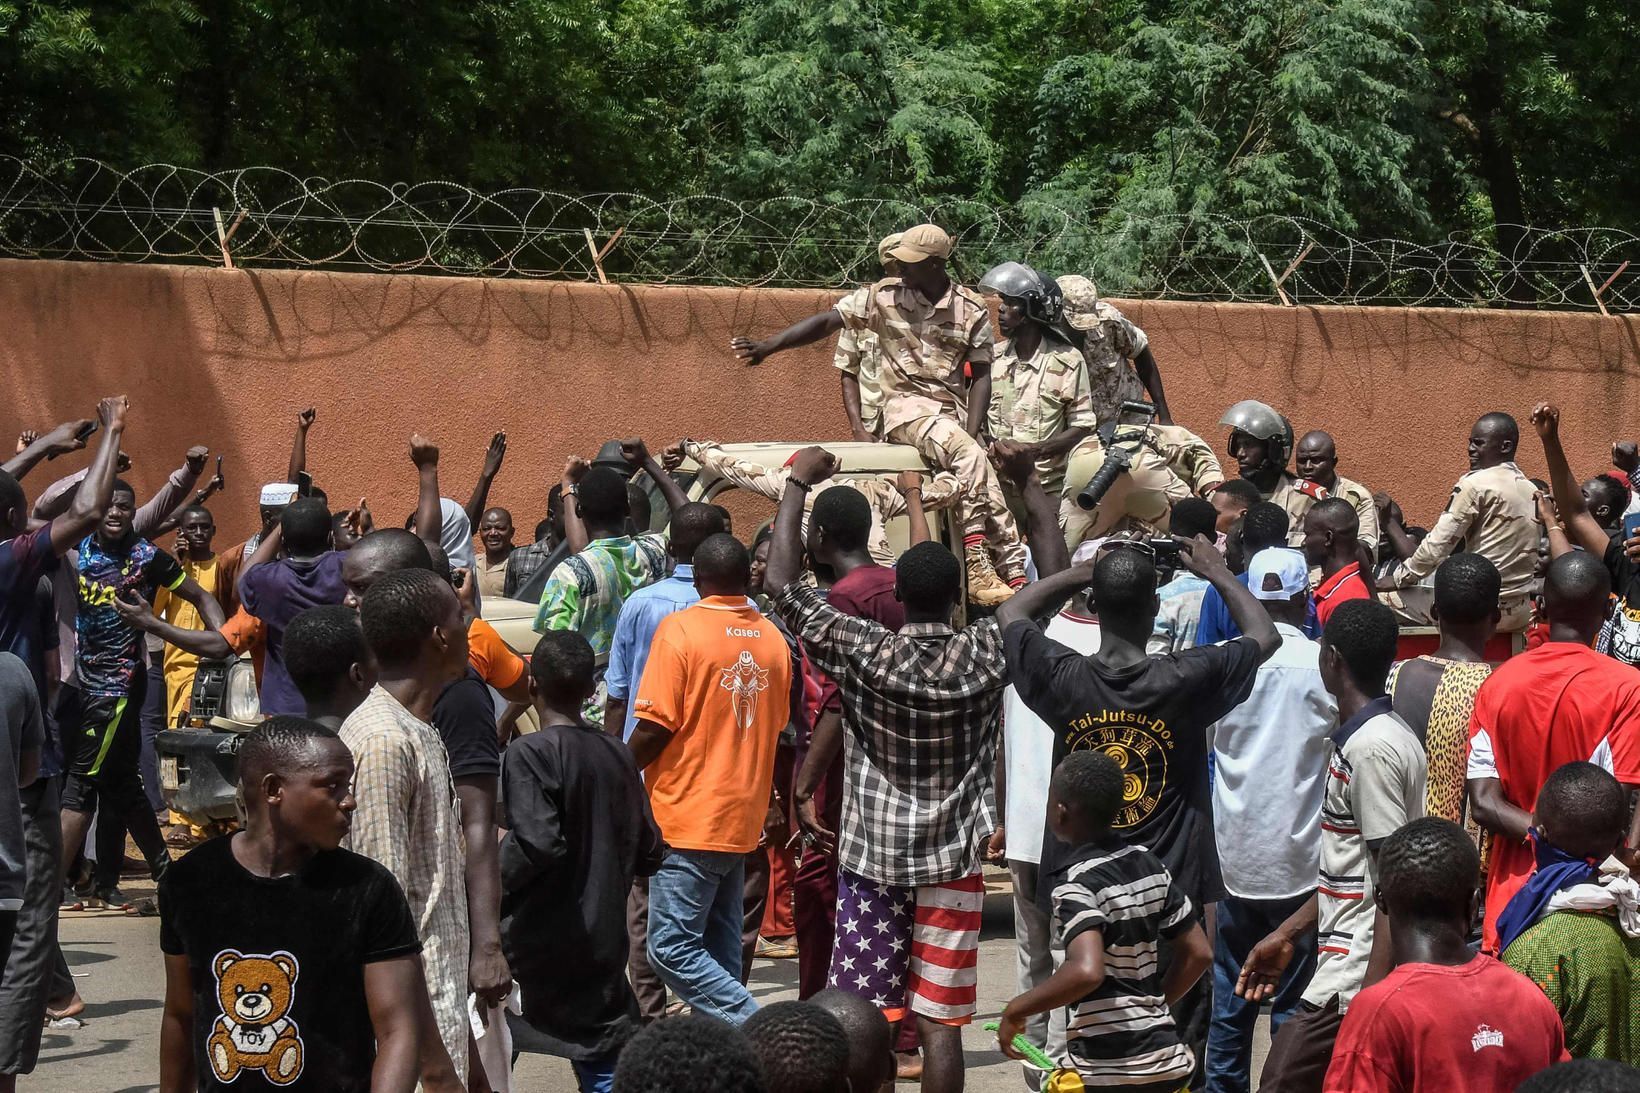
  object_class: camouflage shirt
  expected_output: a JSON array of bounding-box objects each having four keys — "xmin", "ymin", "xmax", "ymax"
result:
[
  {"xmin": 988, "ymin": 336, "xmax": 1094, "ymax": 491},
  {"xmin": 834, "ymin": 278, "xmax": 994, "ymax": 434},
  {"xmin": 833, "ymin": 287, "xmax": 885, "ymax": 435},
  {"xmin": 1074, "ymin": 300, "xmax": 1150, "ymax": 425}
]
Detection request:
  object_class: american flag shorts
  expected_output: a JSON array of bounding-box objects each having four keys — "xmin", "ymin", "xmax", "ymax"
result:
[{"xmin": 829, "ymin": 869, "xmax": 984, "ymax": 1024}]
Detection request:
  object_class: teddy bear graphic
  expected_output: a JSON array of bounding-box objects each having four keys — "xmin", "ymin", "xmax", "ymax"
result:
[{"xmin": 207, "ymin": 949, "xmax": 305, "ymax": 1085}]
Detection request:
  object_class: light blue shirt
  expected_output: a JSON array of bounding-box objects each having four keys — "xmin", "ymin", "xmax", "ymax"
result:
[{"xmin": 604, "ymin": 564, "xmax": 698, "ymax": 741}]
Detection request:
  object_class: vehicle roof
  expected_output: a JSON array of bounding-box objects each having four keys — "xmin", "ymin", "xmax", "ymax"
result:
[{"xmin": 678, "ymin": 441, "xmax": 929, "ymax": 476}]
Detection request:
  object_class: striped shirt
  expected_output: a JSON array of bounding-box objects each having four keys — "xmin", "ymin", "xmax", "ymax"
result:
[
  {"xmin": 1303, "ymin": 697, "xmax": 1426, "ymax": 1012},
  {"xmin": 1051, "ymin": 842, "xmax": 1196, "ymax": 1089},
  {"xmin": 340, "ymin": 686, "xmax": 470, "ymax": 1083}
]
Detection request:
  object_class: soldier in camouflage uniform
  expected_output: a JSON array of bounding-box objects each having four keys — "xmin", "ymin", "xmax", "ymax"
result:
[
  {"xmin": 669, "ymin": 438, "xmax": 961, "ymax": 568},
  {"xmin": 1057, "ymin": 274, "xmax": 1175, "ymax": 427},
  {"xmin": 833, "ymin": 234, "xmax": 901, "ymax": 441},
  {"xmin": 832, "ymin": 225, "xmax": 1026, "ymax": 603}
]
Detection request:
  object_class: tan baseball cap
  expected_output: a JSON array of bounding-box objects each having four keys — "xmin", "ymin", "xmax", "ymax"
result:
[
  {"xmin": 1057, "ymin": 274, "xmax": 1102, "ymax": 330},
  {"xmin": 888, "ymin": 224, "xmax": 953, "ymax": 263},
  {"xmin": 877, "ymin": 232, "xmax": 905, "ymax": 264}
]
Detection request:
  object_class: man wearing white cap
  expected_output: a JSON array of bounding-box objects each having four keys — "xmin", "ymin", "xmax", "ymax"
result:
[{"xmin": 1205, "ymin": 547, "xmax": 1337, "ymax": 1093}]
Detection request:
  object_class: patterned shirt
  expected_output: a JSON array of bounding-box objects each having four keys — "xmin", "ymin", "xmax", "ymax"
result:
[
  {"xmin": 1072, "ymin": 300, "xmax": 1150, "ymax": 426},
  {"xmin": 532, "ymin": 533, "xmax": 668, "ymax": 654},
  {"xmin": 73, "ymin": 533, "xmax": 185, "ymax": 697},
  {"xmin": 833, "ymin": 287, "xmax": 886, "ymax": 435},
  {"xmin": 1052, "ymin": 842, "xmax": 1196, "ymax": 1088},
  {"xmin": 772, "ymin": 581, "xmax": 1004, "ymax": 887},
  {"xmin": 834, "ymin": 278, "xmax": 995, "ymax": 434},
  {"xmin": 339, "ymin": 686, "xmax": 470, "ymax": 1083},
  {"xmin": 988, "ymin": 335, "xmax": 1095, "ymax": 493},
  {"xmin": 1503, "ymin": 910, "xmax": 1640, "ymax": 1065}
]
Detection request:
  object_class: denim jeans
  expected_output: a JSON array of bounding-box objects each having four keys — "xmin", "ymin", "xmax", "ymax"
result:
[
  {"xmin": 1206, "ymin": 892, "xmax": 1318, "ymax": 1093},
  {"xmin": 647, "ymin": 848, "xmax": 757, "ymax": 1024},
  {"xmin": 571, "ymin": 1055, "xmax": 618, "ymax": 1093}
]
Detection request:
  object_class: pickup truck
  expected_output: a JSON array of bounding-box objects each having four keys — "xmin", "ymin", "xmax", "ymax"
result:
[{"xmin": 155, "ymin": 441, "xmax": 966, "ymax": 826}]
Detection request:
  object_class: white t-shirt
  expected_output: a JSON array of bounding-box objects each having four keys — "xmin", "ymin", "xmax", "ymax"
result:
[
  {"xmin": 1303, "ymin": 703, "xmax": 1427, "ymax": 1012},
  {"xmin": 1002, "ymin": 608, "xmax": 1101, "ymax": 865},
  {"xmin": 1209, "ymin": 623, "xmax": 1338, "ymax": 899}
]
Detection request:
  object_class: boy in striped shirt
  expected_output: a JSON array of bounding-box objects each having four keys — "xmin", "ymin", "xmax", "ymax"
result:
[{"xmin": 998, "ymin": 751, "xmax": 1212, "ymax": 1091}]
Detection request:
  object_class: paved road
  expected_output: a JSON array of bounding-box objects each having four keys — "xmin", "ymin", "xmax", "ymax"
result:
[{"xmin": 37, "ymin": 873, "xmax": 1269, "ymax": 1091}]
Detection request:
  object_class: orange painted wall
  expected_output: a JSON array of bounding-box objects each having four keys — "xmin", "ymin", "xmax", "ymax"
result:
[{"xmin": 3, "ymin": 258, "xmax": 1638, "ymax": 545}]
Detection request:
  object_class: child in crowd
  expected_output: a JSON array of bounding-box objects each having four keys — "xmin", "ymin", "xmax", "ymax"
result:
[
  {"xmin": 499, "ymin": 631, "xmax": 663, "ymax": 1093},
  {"xmin": 997, "ymin": 750, "xmax": 1212, "ymax": 1092},
  {"xmin": 741, "ymin": 1000, "xmax": 851, "ymax": 1093},
  {"xmin": 1324, "ymin": 817, "xmax": 1569, "ymax": 1091},
  {"xmin": 157, "ymin": 717, "xmax": 426, "ymax": 1093},
  {"xmin": 612, "ymin": 1014, "xmax": 767, "ymax": 1093},
  {"xmin": 1501, "ymin": 762, "xmax": 1640, "ymax": 1066}
]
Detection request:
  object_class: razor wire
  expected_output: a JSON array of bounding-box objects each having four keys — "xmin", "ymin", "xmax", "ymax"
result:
[{"xmin": 1, "ymin": 156, "xmax": 1636, "ymax": 311}]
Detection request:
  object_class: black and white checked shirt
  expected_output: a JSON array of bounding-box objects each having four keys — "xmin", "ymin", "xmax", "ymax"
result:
[{"xmin": 774, "ymin": 582, "xmax": 1004, "ymax": 887}]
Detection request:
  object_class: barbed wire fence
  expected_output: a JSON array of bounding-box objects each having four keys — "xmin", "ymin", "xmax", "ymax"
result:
[{"xmin": 1, "ymin": 156, "xmax": 1635, "ymax": 311}]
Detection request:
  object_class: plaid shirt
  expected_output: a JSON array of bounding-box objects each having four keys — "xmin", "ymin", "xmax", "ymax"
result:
[
  {"xmin": 340, "ymin": 686, "xmax": 470, "ymax": 1084},
  {"xmin": 773, "ymin": 581, "xmax": 1003, "ymax": 887}
]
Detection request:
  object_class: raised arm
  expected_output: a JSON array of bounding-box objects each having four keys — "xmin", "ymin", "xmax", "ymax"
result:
[
  {"xmin": 764, "ymin": 446, "xmax": 841, "ymax": 597},
  {"xmin": 730, "ymin": 310, "xmax": 845, "ymax": 367},
  {"xmin": 409, "ymin": 434, "xmax": 442, "ymax": 548},
  {"xmin": 559, "ymin": 457, "xmax": 591, "ymax": 554},
  {"xmin": 2, "ymin": 419, "xmax": 95, "ymax": 481},
  {"xmin": 619, "ymin": 438, "xmax": 687, "ymax": 517},
  {"xmin": 50, "ymin": 397, "xmax": 128, "ymax": 556},
  {"xmin": 1532, "ymin": 403, "xmax": 1613, "ymax": 557},
  {"xmin": 144, "ymin": 447, "xmax": 212, "ymax": 538},
  {"xmin": 464, "ymin": 432, "xmax": 507, "ymax": 529},
  {"xmin": 1132, "ymin": 346, "xmax": 1174, "ymax": 425},
  {"xmin": 1375, "ymin": 493, "xmax": 1421, "ymax": 561},
  {"xmin": 992, "ymin": 440, "xmax": 1070, "ymax": 578},
  {"xmin": 1179, "ymin": 535, "xmax": 1281, "ymax": 659},
  {"xmin": 288, "ymin": 407, "xmax": 315, "ymax": 484},
  {"xmin": 895, "ymin": 471, "xmax": 932, "ymax": 547}
]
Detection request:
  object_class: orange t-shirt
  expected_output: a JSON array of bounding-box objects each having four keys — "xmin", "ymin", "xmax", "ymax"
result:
[
  {"xmin": 634, "ymin": 596, "xmax": 792, "ymax": 853},
  {"xmin": 467, "ymin": 617, "xmax": 526, "ymax": 692}
]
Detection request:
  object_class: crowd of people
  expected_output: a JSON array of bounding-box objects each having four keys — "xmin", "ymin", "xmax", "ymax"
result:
[{"xmin": 0, "ymin": 222, "xmax": 1637, "ymax": 1093}]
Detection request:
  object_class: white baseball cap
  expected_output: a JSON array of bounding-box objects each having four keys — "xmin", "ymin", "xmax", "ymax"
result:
[{"xmin": 1248, "ymin": 547, "xmax": 1309, "ymax": 601}]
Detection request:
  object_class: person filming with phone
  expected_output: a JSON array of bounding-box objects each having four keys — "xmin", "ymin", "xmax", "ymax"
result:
[{"xmin": 997, "ymin": 530, "xmax": 1281, "ymax": 1084}]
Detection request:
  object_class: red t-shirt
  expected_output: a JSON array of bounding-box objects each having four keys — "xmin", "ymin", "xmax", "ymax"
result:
[
  {"xmin": 1324, "ymin": 956, "xmax": 1568, "ymax": 1093},
  {"xmin": 1467, "ymin": 641, "xmax": 1640, "ymax": 950},
  {"xmin": 1314, "ymin": 561, "xmax": 1370, "ymax": 630},
  {"xmin": 808, "ymin": 565, "xmax": 903, "ymax": 714}
]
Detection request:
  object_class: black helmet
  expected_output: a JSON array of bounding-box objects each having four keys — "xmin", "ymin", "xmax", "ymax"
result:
[{"xmin": 978, "ymin": 262, "xmax": 1063, "ymax": 325}]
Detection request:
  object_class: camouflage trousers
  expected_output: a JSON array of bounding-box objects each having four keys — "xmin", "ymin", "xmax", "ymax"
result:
[{"xmin": 887, "ymin": 415, "xmax": 1028, "ymax": 582}]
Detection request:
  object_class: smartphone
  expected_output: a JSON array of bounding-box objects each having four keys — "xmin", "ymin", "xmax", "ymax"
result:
[
  {"xmin": 47, "ymin": 418, "xmax": 99, "ymax": 461},
  {"xmin": 1623, "ymin": 511, "xmax": 1640, "ymax": 544},
  {"xmin": 296, "ymin": 471, "xmax": 313, "ymax": 498}
]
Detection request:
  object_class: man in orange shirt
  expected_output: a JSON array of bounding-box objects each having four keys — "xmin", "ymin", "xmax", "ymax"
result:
[{"xmin": 630, "ymin": 533, "xmax": 792, "ymax": 1025}]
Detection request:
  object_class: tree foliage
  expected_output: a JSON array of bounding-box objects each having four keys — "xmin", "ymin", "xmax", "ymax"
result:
[{"xmin": 2, "ymin": 0, "xmax": 1634, "ymax": 289}]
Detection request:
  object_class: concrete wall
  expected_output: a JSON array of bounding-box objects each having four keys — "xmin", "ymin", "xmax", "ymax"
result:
[{"xmin": 4, "ymin": 258, "xmax": 1638, "ymax": 545}]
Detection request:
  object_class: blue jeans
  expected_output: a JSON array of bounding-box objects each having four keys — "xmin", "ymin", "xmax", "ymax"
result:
[
  {"xmin": 647, "ymin": 848, "xmax": 757, "ymax": 1024},
  {"xmin": 571, "ymin": 1055, "xmax": 618, "ymax": 1093},
  {"xmin": 1206, "ymin": 892, "xmax": 1318, "ymax": 1093}
]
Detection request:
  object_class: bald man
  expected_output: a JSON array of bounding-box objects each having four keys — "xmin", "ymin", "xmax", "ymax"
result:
[
  {"xmin": 1303, "ymin": 499, "xmax": 1371, "ymax": 628},
  {"xmin": 1296, "ymin": 431, "xmax": 1379, "ymax": 553},
  {"xmin": 1379, "ymin": 413, "xmax": 1539, "ymax": 631}
]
